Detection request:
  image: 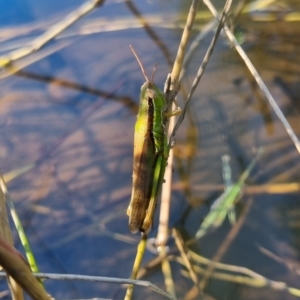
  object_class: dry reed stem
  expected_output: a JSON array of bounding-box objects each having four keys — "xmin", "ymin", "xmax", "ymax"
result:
[
  {"xmin": 171, "ymin": 0, "xmax": 233, "ymax": 138},
  {"xmin": 160, "ymin": 247, "xmax": 177, "ymax": 299},
  {"xmin": 0, "ymin": 175, "xmax": 40, "ymax": 274},
  {"xmin": 0, "ymin": 175, "xmax": 24, "ymax": 300},
  {"xmin": 181, "ymin": 265, "xmax": 300, "ymax": 297},
  {"xmin": 204, "ymin": 0, "xmax": 300, "ymax": 154},
  {"xmin": 180, "ymin": 18, "xmax": 217, "ymax": 79},
  {"xmin": 173, "ymin": 229, "xmax": 203, "ymax": 299},
  {"xmin": 169, "ymin": 0, "xmax": 200, "ymax": 91},
  {"xmin": 124, "ymin": 234, "xmax": 148, "ymax": 300},
  {"xmin": 0, "ymin": 272, "xmax": 175, "ymax": 299},
  {"xmin": 0, "ymin": 0, "xmax": 105, "ymax": 68},
  {"xmin": 125, "ymin": 0, "xmax": 173, "ymax": 66},
  {"xmin": 189, "ymin": 251, "xmax": 264, "ymax": 279},
  {"xmin": 156, "ymin": 0, "xmax": 200, "ymax": 249},
  {"xmin": 156, "ymin": 116, "xmax": 175, "ymax": 247},
  {"xmin": 0, "ymin": 238, "xmax": 51, "ymax": 300},
  {"xmin": 187, "ymin": 183, "xmax": 300, "ymax": 194},
  {"xmin": 198, "ymin": 198, "xmax": 253, "ymax": 291},
  {"xmin": 0, "ymin": 272, "xmax": 174, "ymax": 300},
  {"xmin": 0, "ymin": 40, "xmax": 74, "ymax": 79},
  {"xmin": 183, "ymin": 198, "xmax": 253, "ymax": 299}
]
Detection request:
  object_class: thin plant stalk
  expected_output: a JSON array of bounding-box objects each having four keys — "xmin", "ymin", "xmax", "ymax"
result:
[
  {"xmin": 0, "ymin": 272, "xmax": 175, "ymax": 300},
  {"xmin": 156, "ymin": 114, "xmax": 175, "ymax": 247},
  {"xmin": 194, "ymin": 148, "xmax": 263, "ymax": 239},
  {"xmin": 171, "ymin": 0, "xmax": 233, "ymax": 139},
  {"xmin": 0, "ymin": 175, "xmax": 40, "ymax": 275},
  {"xmin": 0, "ymin": 176, "xmax": 24, "ymax": 299},
  {"xmin": 179, "ymin": 182, "xmax": 300, "ymax": 194},
  {"xmin": 199, "ymin": 198, "xmax": 254, "ymax": 290},
  {"xmin": 180, "ymin": 263, "xmax": 300, "ymax": 297},
  {"xmin": 124, "ymin": 233, "xmax": 148, "ymax": 300},
  {"xmin": 0, "ymin": 40, "xmax": 74, "ymax": 79},
  {"xmin": 204, "ymin": 0, "xmax": 300, "ymax": 154},
  {"xmin": 156, "ymin": 0, "xmax": 200, "ymax": 248},
  {"xmin": 160, "ymin": 247, "xmax": 177, "ymax": 299},
  {"xmin": 173, "ymin": 229, "xmax": 203, "ymax": 299},
  {"xmin": 125, "ymin": 0, "xmax": 173, "ymax": 66},
  {"xmin": 169, "ymin": 0, "xmax": 200, "ymax": 92},
  {"xmin": 0, "ymin": 0, "xmax": 105, "ymax": 68}
]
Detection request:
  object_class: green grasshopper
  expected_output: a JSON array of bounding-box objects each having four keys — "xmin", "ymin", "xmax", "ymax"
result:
[{"xmin": 127, "ymin": 46, "xmax": 180, "ymax": 234}]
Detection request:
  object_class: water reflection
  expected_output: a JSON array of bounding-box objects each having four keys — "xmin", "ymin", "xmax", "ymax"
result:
[{"xmin": 0, "ymin": 0, "xmax": 300, "ymax": 299}]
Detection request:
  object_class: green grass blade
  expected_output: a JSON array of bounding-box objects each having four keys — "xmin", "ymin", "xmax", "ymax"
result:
[
  {"xmin": 221, "ymin": 155, "xmax": 236, "ymax": 224},
  {"xmin": 195, "ymin": 148, "xmax": 263, "ymax": 239},
  {"xmin": 0, "ymin": 175, "xmax": 41, "ymax": 280}
]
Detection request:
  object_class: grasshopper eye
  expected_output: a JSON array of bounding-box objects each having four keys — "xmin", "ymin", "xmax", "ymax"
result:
[{"xmin": 147, "ymin": 89, "xmax": 156, "ymax": 99}]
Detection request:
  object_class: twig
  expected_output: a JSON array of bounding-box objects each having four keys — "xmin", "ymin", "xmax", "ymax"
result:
[
  {"xmin": 257, "ymin": 245, "xmax": 300, "ymax": 276},
  {"xmin": 174, "ymin": 182, "xmax": 300, "ymax": 194},
  {"xmin": 0, "ymin": 271, "xmax": 175, "ymax": 300},
  {"xmin": 203, "ymin": 0, "xmax": 300, "ymax": 154},
  {"xmin": 124, "ymin": 233, "xmax": 148, "ymax": 300},
  {"xmin": 0, "ymin": 239, "xmax": 51, "ymax": 300},
  {"xmin": 181, "ymin": 0, "xmax": 252, "ymax": 78},
  {"xmin": 0, "ymin": 175, "xmax": 40, "ymax": 275},
  {"xmin": 0, "ymin": 40, "xmax": 74, "ymax": 79},
  {"xmin": 189, "ymin": 251, "xmax": 264, "ymax": 279},
  {"xmin": 180, "ymin": 18, "xmax": 217, "ymax": 79},
  {"xmin": 181, "ymin": 265, "xmax": 300, "ymax": 297},
  {"xmin": 172, "ymin": 229, "xmax": 203, "ymax": 299},
  {"xmin": 156, "ymin": 0, "xmax": 200, "ymax": 250},
  {"xmin": 182, "ymin": 198, "xmax": 253, "ymax": 298},
  {"xmin": 0, "ymin": 0, "xmax": 105, "ymax": 68},
  {"xmin": 0, "ymin": 175, "xmax": 24, "ymax": 299},
  {"xmin": 171, "ymin": 0, "xmax": 233, "ymax": 139},
  {"xmin": 169, "ymin": 0, "xmax": 200, "ymax": 93},
  {"xmin": 160, "ymin": 247, "xmax": 177, "ymax": 299},
  {"xmin": 156, "ymin": 113, "xmax": 175, "ymax": 247},
  {"xmin": 199, "ymin": 198, "xmax": 253, "ymax": 290},
  {"xmin": 125, "ymin": 0, "xmax": 173, "ymax": 66}
]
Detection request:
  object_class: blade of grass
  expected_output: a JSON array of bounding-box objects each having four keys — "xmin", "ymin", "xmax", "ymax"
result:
[
  {"xmin": 0, "ymin": 173, "xmax": 24, "ymax": 300},
  {"xmin": 221, "ymin": 155, "xmax": 235, "ymax": 224},
  {"xmin": 195, "ymin": 148, "xmax": 263, "ymax": 239},
  {"xmin": 0, "ymin": 175, "xmax": 40, "ymax": 276},
  {"xmin": 3, "ymin": 164, "xmax": 35, "ymax": 183}
]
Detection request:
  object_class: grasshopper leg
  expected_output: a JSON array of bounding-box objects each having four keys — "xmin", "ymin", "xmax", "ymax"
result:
[{"xmin": 141, "ymin": 154, "xmax": 166, "ymax": 233}]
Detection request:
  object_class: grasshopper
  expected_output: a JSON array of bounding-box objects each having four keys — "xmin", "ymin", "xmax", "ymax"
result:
[{"xmin": 127, "ymin": 46, "xmax": 180, "ymax": 234}]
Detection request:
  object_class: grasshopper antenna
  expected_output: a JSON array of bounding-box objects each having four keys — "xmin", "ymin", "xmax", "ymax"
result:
[
  {"xmin": 151, "ymin": 62, "xmax": 158, "ymax": 83},
  {"xmin": 130, "ymin": 45, "xmax": 149, "ymax": 82}
]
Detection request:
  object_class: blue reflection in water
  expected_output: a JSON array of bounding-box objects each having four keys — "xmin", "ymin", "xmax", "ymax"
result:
[{"xmin": 0, "ymin": 0, "xmax": 34, "ymax": 25}]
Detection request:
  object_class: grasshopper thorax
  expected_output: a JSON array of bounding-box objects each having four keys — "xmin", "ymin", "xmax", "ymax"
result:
[{"xmin": 142, "ymin": 82, "xmax": 157, "ymax": 100}]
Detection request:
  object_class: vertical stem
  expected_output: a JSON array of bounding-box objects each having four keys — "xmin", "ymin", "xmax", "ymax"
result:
[
  {"xmin": 124, "ymin": 234, "xmax": 148, "ymax": 300},
  {"xmin": 170, "ymin": 0, "xmax": 200, "ymax": 91}
]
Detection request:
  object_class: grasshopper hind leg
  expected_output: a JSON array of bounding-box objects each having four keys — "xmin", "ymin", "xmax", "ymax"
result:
[{"xmin": 140, "ymin": 154, "xmax": 166, "ymax": 233}]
